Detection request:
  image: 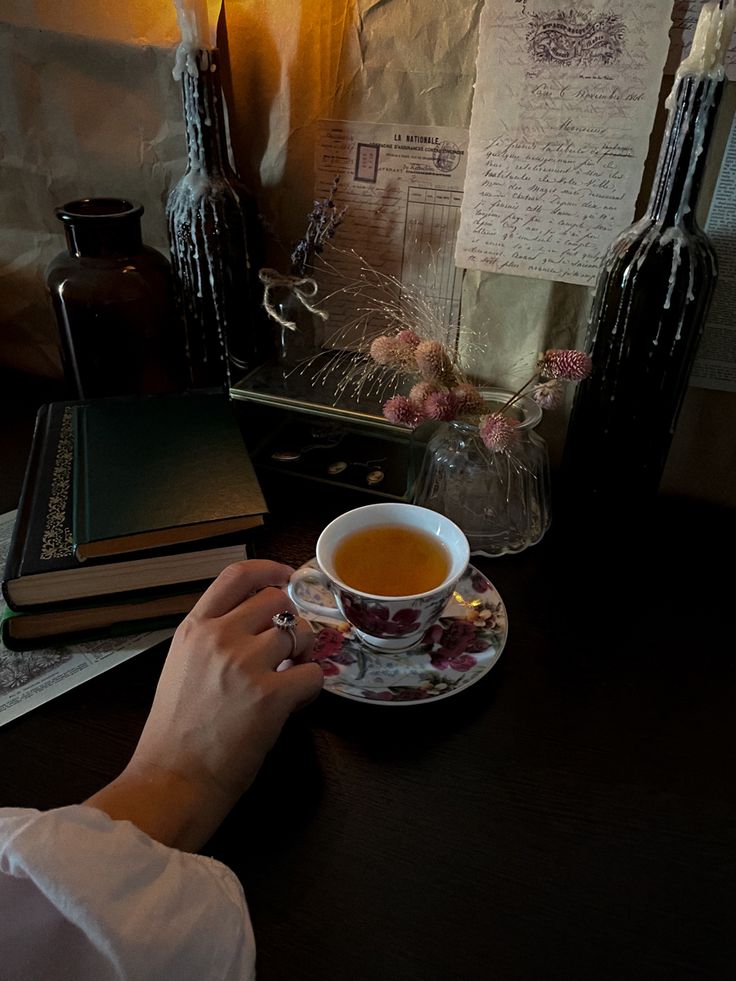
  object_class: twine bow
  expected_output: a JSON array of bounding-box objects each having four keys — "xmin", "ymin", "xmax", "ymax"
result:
[{"xmin": 259, "ymin": 268, "xmax": 329, "ymax": 331}]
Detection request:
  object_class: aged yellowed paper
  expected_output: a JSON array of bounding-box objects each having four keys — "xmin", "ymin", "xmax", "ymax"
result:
[
  {"xmin": 455, "ymin": 0, "xmax": 673, "ymax": 286},
  {"xmin": 313, "ymin": 119, "xmax": 468, "ymax": 349}
]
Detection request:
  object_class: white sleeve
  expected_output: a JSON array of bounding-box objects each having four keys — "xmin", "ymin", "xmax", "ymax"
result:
[{"xmin": 0, "ymin": 805, "xmax": 255, "ymax": 981}]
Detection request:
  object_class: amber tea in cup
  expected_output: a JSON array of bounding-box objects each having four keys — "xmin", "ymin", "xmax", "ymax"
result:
[
  {"xmin": 288, "ymin": 502, "xmax": 470, "ymax": 652},
  {"xmin": 333, "ymin": 525, "xmax": 450, "ymax": 596}
]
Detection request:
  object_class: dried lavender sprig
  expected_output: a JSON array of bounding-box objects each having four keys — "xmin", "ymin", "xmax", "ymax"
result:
[{"xmin": 290, "ymin": 176, "xmax": 346, "ymax": 276}]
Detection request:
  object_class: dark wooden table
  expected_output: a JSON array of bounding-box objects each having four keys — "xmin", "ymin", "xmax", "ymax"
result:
[{"xmin": 2, "ymin": 384, "xmax": 735, "ymax": 980}]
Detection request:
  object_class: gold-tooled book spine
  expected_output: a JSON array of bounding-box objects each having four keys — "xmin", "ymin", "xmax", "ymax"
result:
[{"xmin": 2, "ymin": 403, "xmax": 76, "ymax": 611}]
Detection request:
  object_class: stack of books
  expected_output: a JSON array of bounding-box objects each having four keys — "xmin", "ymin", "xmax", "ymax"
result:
[{"xmin": 2, "ymin": 392, "xmax": 267, "ymax": 649}]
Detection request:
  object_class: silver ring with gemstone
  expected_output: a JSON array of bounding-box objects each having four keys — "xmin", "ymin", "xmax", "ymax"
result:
[{"xmin": 272, "ymin": 610, "xmax": 298, "ymax": 658}]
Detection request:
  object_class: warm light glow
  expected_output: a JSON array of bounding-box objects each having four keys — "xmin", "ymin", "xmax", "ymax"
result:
[{"xmin": 1, "ymin": 1, "xmax": 182, "ymax": 46}]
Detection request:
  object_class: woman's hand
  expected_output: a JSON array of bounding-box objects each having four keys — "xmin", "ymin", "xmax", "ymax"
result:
[{"xmin": 85, "ymin": 560, "xmax": 323, "ymax": 851}]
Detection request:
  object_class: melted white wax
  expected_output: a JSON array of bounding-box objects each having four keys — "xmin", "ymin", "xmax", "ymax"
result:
[
  {"xmin": 173, "ymin": 0, "xmax": 212, "ymax": 50},
  {"xmin": 615, "ymin": 66, "xmax": 721, "ymax": 355},
  {"xmin": 668, "ymin": 0, "xmax": 736, "ymax": 93},
  {"xmin": 657, "ymin": 0, "xmax": 734, "ymax": 336},
  {"xmin": 167, "ymin": 48, "xmax": 238, "ymax": 386},
  {"xmin": 584, "ymin": 6, "xmax": 730, "ymax": 444},
  {"xmin": 660, "ymin": 74, "xmax": 719, "ymax": 329},
  {"xmin": 675, "ymin": 77, "xmax": 720, "ymax": 226},
  {"xmin": 173, "ymin": 43, "xmax": 211, "ymax": 81}
]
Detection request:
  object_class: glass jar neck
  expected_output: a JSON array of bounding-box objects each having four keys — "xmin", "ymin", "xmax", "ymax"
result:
[
  {"xmin": 180, "ymin": 47, "xmax": 233, "ymax": 177},
  {"xmin": 56, "ymin": 198, "xmax": 144, "ymax": 257},
  {"xmin": 448, "ymin": 388, "xmax": 542, "ymax": 433},
  {"xmin": 646, "ymin": 73, "xmax": 723, "ymax": 227}
]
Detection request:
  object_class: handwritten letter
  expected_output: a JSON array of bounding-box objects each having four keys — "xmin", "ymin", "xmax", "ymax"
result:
[{"xmin": 455, "ymin": 0, "xmax": 673, "ymax": 286}]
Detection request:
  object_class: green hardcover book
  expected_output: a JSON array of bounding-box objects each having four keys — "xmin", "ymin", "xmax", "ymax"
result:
[
  {"xmin": 2, "ymin": 394, "xmax": 260, "ymax": 610},
  {"xmin": 72, "ymin": 392, "xmax": 267, "ymax": 561}
]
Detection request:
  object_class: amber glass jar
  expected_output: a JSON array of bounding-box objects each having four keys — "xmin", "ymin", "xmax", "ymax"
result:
[{"xmin": 46, "ymin": 198, "xmax": 186, "ymax": 398}]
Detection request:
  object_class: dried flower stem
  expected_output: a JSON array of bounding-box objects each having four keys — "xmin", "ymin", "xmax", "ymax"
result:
[
  {"xmin": 493, "ymin": 376, "xmax": 538, "ymax": 417},
  {"xmin": 290, "ymin": 176, "xmax": 347, "ymax": 277}
]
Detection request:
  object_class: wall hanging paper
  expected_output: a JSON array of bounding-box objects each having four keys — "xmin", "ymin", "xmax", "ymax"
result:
[{"xmin": 455, "ymin": 0, "xmax": 674, "ymax": 286}]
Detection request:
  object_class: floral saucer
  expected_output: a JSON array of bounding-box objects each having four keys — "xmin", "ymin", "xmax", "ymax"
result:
[{"xmin": 291, "ymin": 559, "xmax": 508, "ymax": 705}]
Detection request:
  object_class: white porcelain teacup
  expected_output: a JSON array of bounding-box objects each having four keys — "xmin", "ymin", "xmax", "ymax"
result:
[{"xmin": 288, "ymin": 503, "xmax": 470, "ymax": 651}]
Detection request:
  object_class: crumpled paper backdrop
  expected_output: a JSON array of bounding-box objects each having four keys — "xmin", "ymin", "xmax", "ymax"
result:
[{"xmin": 0, "ymin": 0, "xmax": 733, "ymax": 499}]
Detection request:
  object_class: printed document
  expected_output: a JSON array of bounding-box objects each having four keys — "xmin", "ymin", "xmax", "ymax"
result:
[
  {"xmin": 0, "ymin": 511, "xmax": 173, "ymax": 728},
  {"xmin": 691, "ymin": 110, "xmax": 736, "ymax": 392},
  {"xmin": 314, "ymin": 120, "xmax": 468, "ymax": 349}
]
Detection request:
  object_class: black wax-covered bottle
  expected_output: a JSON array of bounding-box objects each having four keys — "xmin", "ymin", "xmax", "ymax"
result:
[
  {"xmin": 46, "ymin": 198, "xmax": 186, "ymax": 399},
  {"xmin": 167, "ymin": 46, "xmax": 268, "ymax": 391},
  {"xmin": 561, "ymin": 70, "xmax": 725, "ymax": 523}
]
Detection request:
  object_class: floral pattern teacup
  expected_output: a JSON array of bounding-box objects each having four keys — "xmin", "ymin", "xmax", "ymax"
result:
[{"xmin": 288, "ymin": 503, "xmax": 470, "ymax": 652}]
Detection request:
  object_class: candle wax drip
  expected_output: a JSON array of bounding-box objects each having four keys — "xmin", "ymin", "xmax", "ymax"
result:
[
  {"xmin": 167, "ymin": 46, "xmax": 262, "ymax": 389},
  {"xmin": 561, "ymin": 72, "xmax": 723, "ymax": 515}
]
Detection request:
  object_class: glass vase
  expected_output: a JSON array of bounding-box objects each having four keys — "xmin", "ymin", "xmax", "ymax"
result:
[{"xmin": 412, "ymin": 390, "xmax": 551, "ymax": 556}]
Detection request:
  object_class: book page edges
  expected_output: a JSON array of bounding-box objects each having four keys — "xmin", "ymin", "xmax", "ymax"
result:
[
  {"xmin": 7, "ymin": 590, "xmax": 202, "ymax": 641},
  {"xmin": 74, "ymin": 513, "xmax": 263, "ymax": 561},
  {"xmin": 7, "ymin": 542, "xmax": 248, "ymax": 607}
]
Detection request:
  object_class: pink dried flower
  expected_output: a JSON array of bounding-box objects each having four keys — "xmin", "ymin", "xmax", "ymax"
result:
[
  {"xmin": 393, "ymin": 334, "xmax": 421, "ymax": 369},
  {"xmin": 408, "ymin": 381, "xmax": 440, "ymax": 407},
  {"xmin": 479, "ymin": 413, "xmax": 519, "ymax": 452},
  {"xmin": 397, "ymin": 329, "xmax": 421, "ymax": 349},
  {"xmin": 423, "ymin": 390, "xmax": 458, "ymax": 422},
  {"xmin": 370, "ymin": 335, "xmax": 400, "ymax": 366},
  {"xmin": 452, "ymin": 383, "xmax": 485, "ymax": 415},
  {"xmin": 532, "ymin": 379, "xmax": 564, "ymax": 409},
  {"xmin": 369, "ymin": 328, "xmax": 588, "ymax": 447},
  {"xmin": 382, "ymin": 395, "xmax": 420, "ymax": 426},
  {"xmin": 369, "ymin": 333, "xmax": 417, "ymax": 369},
  {"xmin": 538, "ymin": 349, "xmax": 592, "ymax": 381},
  {"xmin": 414, "ymin": 340, "xmax": 457, "ymax": 387}
]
